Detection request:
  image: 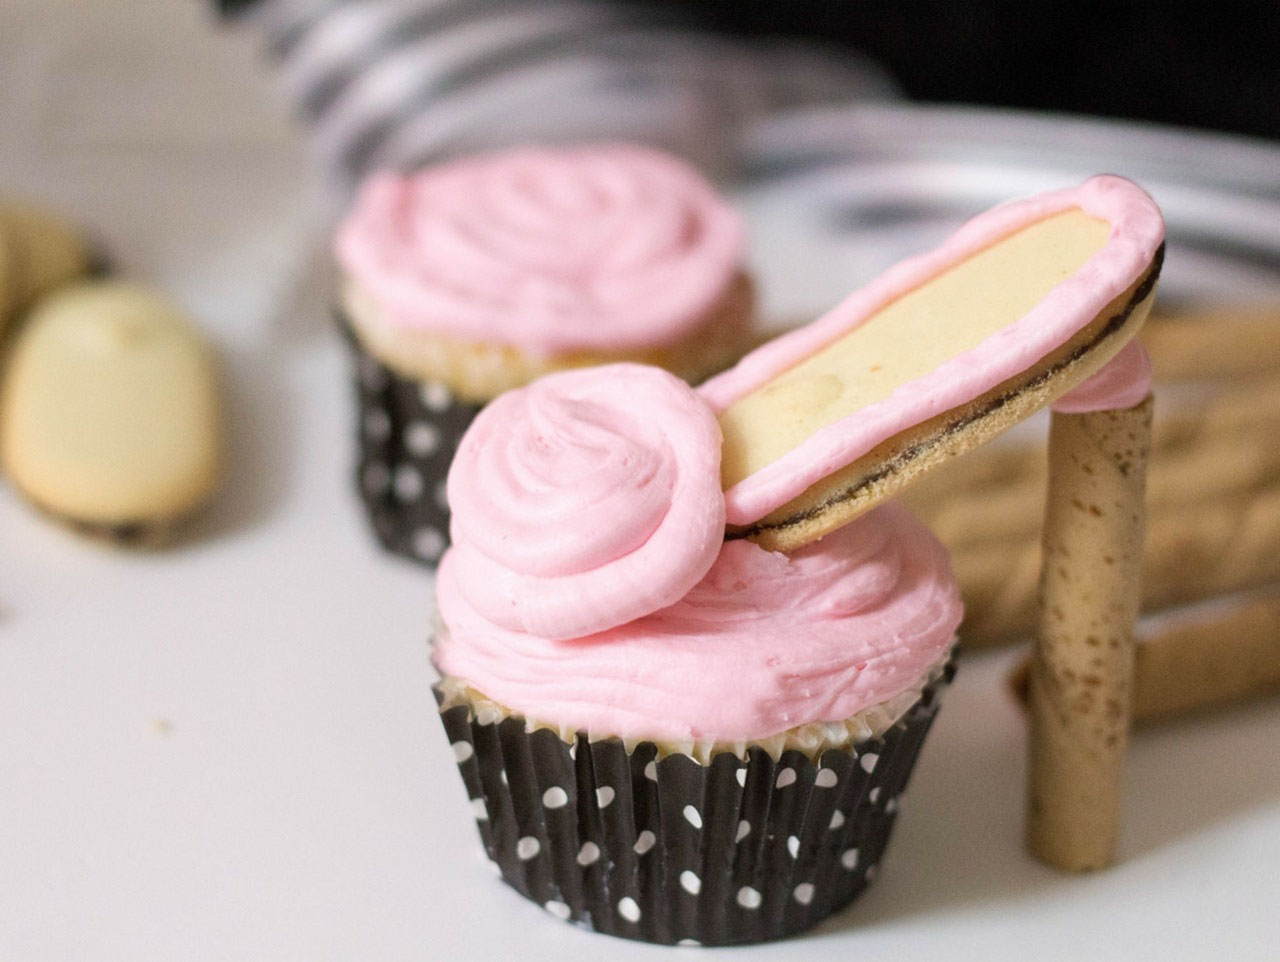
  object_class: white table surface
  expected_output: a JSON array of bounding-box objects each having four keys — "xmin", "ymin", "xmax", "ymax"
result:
[{"xmin": 2, "ymin": 3, "xmax": 1277, "ymax": 959}]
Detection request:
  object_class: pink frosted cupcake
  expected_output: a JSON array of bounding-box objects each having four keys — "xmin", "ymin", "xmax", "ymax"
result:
[
  {"xmin": 432, "ymin": 364, "xmax": 961, "ymax": 946},
  {"xmin": 333, "ymin": 144, "xmax": 754, "ymax": 566}
]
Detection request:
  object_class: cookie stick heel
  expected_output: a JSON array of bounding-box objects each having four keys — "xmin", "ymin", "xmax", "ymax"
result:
[
  {"xmin": 1009, "ymin": 589, "xmax": 1280, "ymax": 724},
  {"xmin": 1026, "ymin": 391, "xmax": 1154, "ymax": 870}
]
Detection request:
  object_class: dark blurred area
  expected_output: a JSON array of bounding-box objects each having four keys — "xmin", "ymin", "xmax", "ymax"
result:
[
  {"xmin": 641, "ymin": 0, "xmax": 1280, "ymax": 139},
  {"xmin": 216, "ymin": 0, "xmax": 1280, "ymax": 141}
]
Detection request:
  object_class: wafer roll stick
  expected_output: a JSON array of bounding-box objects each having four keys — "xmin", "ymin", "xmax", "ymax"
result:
[
  {"xmin": 1132, "ymin": 592, "xmax": 1280, "ymax": 721},
  {"xmin": 1009, "ymin": 589, "xmax": 1280, "ymax": 724},
  {"xmin": 910, "ymin": 409, "xmax": 1280, "ymax": 550},
  {"xmin": 1144, "ymin": 308, "xmax": 1280, "ymax": 382},
  {"xmin": 1026, "ymin": 395, "xmax": 1153, "ymax": 871},
  {"xmin": 955, "ymin": 483, "xmax": 1280, "ymax": 648}
]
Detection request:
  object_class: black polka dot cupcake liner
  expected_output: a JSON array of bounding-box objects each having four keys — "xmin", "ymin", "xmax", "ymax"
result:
[
  {"xmin": 435, "ymin": 662, "xmax": 954, "ymax": 946},
  {"xmin": 341, "ymin": 319, "xmax": 481, "ymax": 567}
]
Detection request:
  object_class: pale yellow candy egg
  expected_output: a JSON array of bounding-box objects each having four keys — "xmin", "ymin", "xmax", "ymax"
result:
[{"xmin": 1, "ymin": 280, "xmax": 222, "ymax": 536}]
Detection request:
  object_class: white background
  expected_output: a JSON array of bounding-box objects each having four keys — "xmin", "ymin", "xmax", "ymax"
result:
[{"xmin": 1, "ymin": 2, "xmax": 1277, "ymax": 959}]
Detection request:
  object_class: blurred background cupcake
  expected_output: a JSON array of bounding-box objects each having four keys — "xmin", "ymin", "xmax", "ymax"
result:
[{"xmin": 333, "ymin": 143, "xmax": 755, "ymax": 566}]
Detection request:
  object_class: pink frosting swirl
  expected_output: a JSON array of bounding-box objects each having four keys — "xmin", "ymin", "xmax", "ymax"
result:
[
  {"xmin": 333, "ymin": 144, "xmax": 745, "ymax": 355},
  {"xmin": 1052, "ymin": 339, "xmax": 1153, "ymax": 414},
  {"xmin": 446, "ymin": 363, "xmax": 726, "ymax": 641},
  {"xmin": 435, "ymin": 502, "xmax": 962, "ymax": 742}
]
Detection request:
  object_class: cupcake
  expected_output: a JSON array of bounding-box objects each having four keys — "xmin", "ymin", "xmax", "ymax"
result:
[
  {"xmin": 431, "ymin": 364, "xmax": 962, "ymax": 946},
  {"xmin": 333, "ymin": 143, "xmax": 754, "ymax": 566},
  {"xmin": 427, "ymin": 175, "xmax": 1168, "ymax": 940}
]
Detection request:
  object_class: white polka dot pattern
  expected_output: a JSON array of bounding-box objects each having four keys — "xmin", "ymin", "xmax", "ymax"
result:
[
  {"xmin": 420, "ymin": 381, "xmax": 453, "ymax": 412},
  {"xmin": 393, "ymin": 464, "xmax": 423, "ymax": 502},
  {"xmin": 434, "ymin": 660, "xmax": 954, "ymax": 945},
  {"xmin": 412, "ymin": 527, "xmax": 446, "ymax": 562},
  {"xmin": 736, "ymin": 886, "xmax": 762, "ymax": 910},
  {"xmin": 404, "ymin": 421, "xmax": 441, "ymax": 456},
  {"xmin": 542, "ymin": 787, "xmax": 568, "ymax": 809},
  {"xmin": 349, "ymin": 334, "xmax": 479, "ymax": 569}
]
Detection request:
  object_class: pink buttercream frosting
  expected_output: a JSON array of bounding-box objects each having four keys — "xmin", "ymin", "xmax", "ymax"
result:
[
  {"xmin": 334, "ymin": 143, "xmax": 745, "ymax": 355},
  {"xmin": 446, "ymin": 364, "xmax": 726, "ymax": 641},
  {"xmin": 1052, "ymin": 339, "xmax": 1153, "ymax": 413},
  {"xmin": 435, "ymin": 502, "xmax": 962, "ymax": 742},
  {"xmin": 699, "ymin": 174, "xmax": 1165, "ymax": 527}
]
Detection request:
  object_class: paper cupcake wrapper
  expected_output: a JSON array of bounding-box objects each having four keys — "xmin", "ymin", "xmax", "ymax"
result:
[
  {"xmin": 436, "ymin": 663, "xmax": 954, "ymax": 946},
  {"xmin": 341, "ymin": 318, "xmax": 482, "ymax": 567}
]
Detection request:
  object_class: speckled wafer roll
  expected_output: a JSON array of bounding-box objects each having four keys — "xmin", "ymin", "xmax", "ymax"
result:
[
  {"xmin": 1026, "ymin": 395, "xmax": 1153, "ymax": 871},
  {"xmin": 1130, "ymin": 592, "xmax": 1280, "ymax": 722},
  {"xmin": 904, "ymin": 390, "xmax": 1280, "ymax": 649},
  {"xmin": 918, "ymin": 419, "xmax": 1280, "ymax": 551},
  {"xmin": 1010, "ymin": 589, "xmax": 1280, "ymax": 724},
  {"xmin": 959, "ymin": 485, "xmax": 1280, "ymax": 648}
]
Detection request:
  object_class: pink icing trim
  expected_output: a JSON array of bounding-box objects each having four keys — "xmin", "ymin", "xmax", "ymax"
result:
[
  {"xmin": 1051, "ymin": 339, "xmax": 1153, "ymax": 413},
  {"xmin": 435, "ymin": 503, "xmax": 962, "ymax": 742},
  {"xmin": 699, "ymin": 175, "xmax": 1165, "ymax": 527},
  {"xmin": 334, "ymin": 144, "xmax": 745, "ymax": 356},
  {"xmin": 447, "ymin": 364, "xmax": 725, "ymax": 641}
]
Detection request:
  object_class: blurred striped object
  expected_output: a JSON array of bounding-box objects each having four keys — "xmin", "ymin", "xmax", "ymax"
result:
[{"xmin": 220, "ymin": 0, "xmax": 896, "ymax": 184}]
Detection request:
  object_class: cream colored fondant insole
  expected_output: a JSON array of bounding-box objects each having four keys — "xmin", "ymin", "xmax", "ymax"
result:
[{"xmin": 719, "ymin": 209, "xmax": 1111, "ymax": 488}]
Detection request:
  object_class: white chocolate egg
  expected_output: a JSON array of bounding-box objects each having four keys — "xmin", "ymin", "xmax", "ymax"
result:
[{"xmin": 1, "ymin": 280, "xmax": 222, "ymax": 534}]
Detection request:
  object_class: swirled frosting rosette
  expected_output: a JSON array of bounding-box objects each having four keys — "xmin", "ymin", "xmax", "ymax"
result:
[
  {"xmin": 445, "ymin": 363, "xmax": 726, "ymax": 641},
  {"xmin": 334, "ymin": 143, "xmax": 745, "ymax": 355},
  {"xmin": 437, "ymin": 501, "xmax": 961, "ymax": 742}
]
